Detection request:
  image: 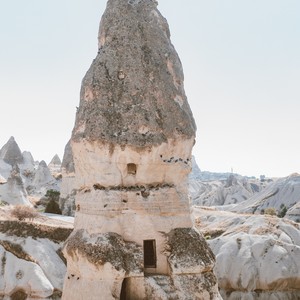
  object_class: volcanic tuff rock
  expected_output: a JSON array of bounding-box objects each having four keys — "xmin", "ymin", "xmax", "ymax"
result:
[
  {"xmin": 229, "ymin": 173, "xmax": 300, "ymax": 217},
  {"xmin": 0, "ymin": 137, "xmax": 61, "ymax": 205},
  {"xmin": 0, "ymin": 207, "xmax": 73, "ymax": 299},
  {"xmin": 190, "ymin": 174, "xmax": 268, "ymax": 207},
  {"xmin": 195, "ymin": 207, "xmax": 300, "ymax": 300},
  {"xmin": 73, "ymin": 0, "xmax": 196, "ymax": 146},
  {"xmin": 0, "ymin": 136, "xmax": 23, "ymax": 166},
  {"xmin": 59, "ymin": 140, "xmax": 76, "ymax": 216},
  {"xmin": 0, "ymin": 165, "xmax": 29, "ymax": 205},
  {"xmin": 62, "ymin": 0, "xmax": 220, "ymax": 299},
  {"xmin": 48, "ymin": 154, "xmax": 62, "ymax": 175}
]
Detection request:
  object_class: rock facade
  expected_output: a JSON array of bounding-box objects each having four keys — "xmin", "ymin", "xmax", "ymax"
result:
[{"xmin": 62, "ymin": 1, "xmax": 220, "ymax": 299}]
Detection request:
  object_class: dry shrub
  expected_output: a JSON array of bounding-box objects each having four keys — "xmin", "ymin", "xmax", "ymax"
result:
[
  {"xmin": 264, "ymin": 207, "xmax": 277, "ymax": 216},
  {"xmin": 11, "ymin": 205, "xmax": 38, "ymax": 221}
]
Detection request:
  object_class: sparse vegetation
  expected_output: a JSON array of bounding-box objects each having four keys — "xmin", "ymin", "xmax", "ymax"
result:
[
  {"xmin": 1, "ymin": 252, "xmax": 6, "ymax": 275},
  {"xmin": 45, "ymin": 200, "xmax": 62, "ymax": 215},
  {"xmin": 44, "ymin": 190, "xmax": 62, "ymax": 215},
  {"xmin": 0, "ymin": 220, "xmax": 72, "ymax": 243},
  {"xmin": 45, "ymin": 189, "xmax": 60, "ymax": 200},
  {"xmin": 10, "ymin": 289, "xmax": 27, "ymax": 300},
  {"xmin": 0, "ymin": 240, "xmax": 35, "ymax": 262},
  {"xmin": 278, "ymin": 203, "xmax": 287, "ymax": 218},
  {"xmin": 11, "ymin": 205, "xmax": 38, "ymax": 221},
  {"xmin": 264, "ymin": 207, "xmax": 277, "ymax": 216}
]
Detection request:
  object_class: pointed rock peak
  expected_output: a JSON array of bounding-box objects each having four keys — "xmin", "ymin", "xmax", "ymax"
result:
[
  {"xmin": 62, "ymin": 140, "xmax": 75, "ymax": 173},
  {"xmin": 49, "ymin": 154, "xmax": 62, "ymax": 166},
  {"xmin": 72, "ymin": 0, "xmax": 196, "ymax": 146},
  {"xmin": 38, "ymin": 160, "xmax": 48, "ymax": 168},
  {"xmin": 0, "ymin": 136, "xmax": 23, "ymax": 166},
  {"xmin": 288, "ymin": 173, "xmax": 300, "ymax": 178},
  {"xmin": 22, "ymin": 151, "xmax": 34, "ymax": 162}
]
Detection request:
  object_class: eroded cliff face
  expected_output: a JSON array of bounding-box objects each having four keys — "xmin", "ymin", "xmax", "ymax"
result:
[{"xmin": 62, "ymin": 1, "xmax": 220, "ymax": 299}]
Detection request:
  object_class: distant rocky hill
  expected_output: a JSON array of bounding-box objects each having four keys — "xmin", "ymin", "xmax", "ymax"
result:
[
  {"xmin": 189, "ymin": 157, "xmax": 272, "ymax": 208},
  {"xmin": 229, "ymin": 173, "xmax": 300, "ymax": 221},
  {"xmin": 189, "ymin": 158, "xmax": 300, "ymax": 222},
  {"xmin": 0, "ymin": 137, "xmax": 61, "ymax": 206}
]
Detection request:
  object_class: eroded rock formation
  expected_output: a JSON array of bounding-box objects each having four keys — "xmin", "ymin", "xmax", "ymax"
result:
[
  {"xmin": 62, "ymin": 1, "xmax": 220, "ymax": 299},
  {"xmin": 195, "ymin": 207, "xmax": 300, "ymax": 299},
  {"xmin": 59, "ymin": 140, "xmax": 76, "ymax": 216}
]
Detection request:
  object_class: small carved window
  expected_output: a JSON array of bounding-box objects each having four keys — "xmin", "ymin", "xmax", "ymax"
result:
[
  {"xmin": 143, "ymin": 240, "xmax": 156, "ymax": 268},
  {"xmin": 127, "ymin": 163, "xmax": 137, "ymax": 175}
]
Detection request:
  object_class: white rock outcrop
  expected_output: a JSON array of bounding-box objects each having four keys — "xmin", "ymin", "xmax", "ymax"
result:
[
  {"xmin": 48, "ymin": 154, "xmax": 62, "ymax": 175},
  {"xmin": 0, "ymin": 165, "xmax": 29, "ymax": 205},
  {"xmin": 231, "ymin": 173, "xmax": 300, "ymax": 217},
  {"xmin": 195, "ymin": 207, "xmax": 300, "ymax": 299},
  {"xmin": 190, "ymin": 174, "xmax": 267, "ymax": 207},
  {"xmin": 0, "ymin": 210, "xmax": 73, "ymax": 299}
]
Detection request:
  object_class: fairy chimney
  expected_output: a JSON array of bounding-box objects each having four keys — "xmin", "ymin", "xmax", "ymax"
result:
[{"xmin": 62, "ymin": 1, "xmax": 220, "ymax": 299}]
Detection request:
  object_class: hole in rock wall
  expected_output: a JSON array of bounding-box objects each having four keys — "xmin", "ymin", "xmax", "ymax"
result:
[
  {"xmin": 127, "ymin": 163, "xmax": 137, "ymax": 175},
  {"xmin": 120, "ymin": 278, "xmax": 128, "ymax": 300},
  {"xmin": 143, "ymin": 239, "xmax": 156, "ymax": 269}
]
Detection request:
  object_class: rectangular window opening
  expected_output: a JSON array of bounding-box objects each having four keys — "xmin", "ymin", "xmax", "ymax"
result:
[
  {"xmin": 127, "ymin": 163, "xmax": 137, "ymax": 175},
  {"xmin": 143, "ymin": 239, "xmax": 156, "ymax": 268}
]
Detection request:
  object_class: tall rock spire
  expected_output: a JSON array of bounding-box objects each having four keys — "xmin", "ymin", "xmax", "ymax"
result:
[
  {"xmin": 62, "ymin": 1, "xmax": 220, "ymax": 299},
  {"xmin": 0, "ymin": 136, "xmax": 23, "ymax": 166}
]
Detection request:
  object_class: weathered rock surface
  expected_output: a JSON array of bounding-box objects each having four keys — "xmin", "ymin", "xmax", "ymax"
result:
[
  {"xmin": 0, "ymin": 137, "xmax": 23, "ymax": 166},
  {"xmin": 190, "ymin": 174, "xmax": 268, "ymax": 207},
  {"xmin": 28, "ymin": 160, "xmax": 59, "ymax": 197},
  {"xmin": 195, "ymin": 207, "xmax": 300, "ymax": 299},
  {"xmin": 0, "ymin": 137, "xmax": 62, "ymax": 206},
  {"xmin": 287, "ymin": 202, "xmax": 300, "ymax": 222},
  {"xmin": 48, "ymin": 154, "xmax": 62, "ymax": 175},
  {"xmin": 230, "ymin": 173, "xmax": 300, "ymax": 217},
  {"xmin": 62, "ymin": 0, "xmax": 220, "ymax": 299},
  {"xmin": 0, "ymin": 165, "xmax": 29, "ymax": 205},
  {"xmin": 0, "ymin": 207, "xmax": 73, "ymax": 299},
  {"xmin": 59, "ymin": 140, "xmax": 76, "ymax": 216}
]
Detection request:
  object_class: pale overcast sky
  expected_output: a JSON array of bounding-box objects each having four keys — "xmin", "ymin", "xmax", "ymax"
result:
[{"xmin": 0, "ymin": 0, "xmax": 299, "ymax": 178}]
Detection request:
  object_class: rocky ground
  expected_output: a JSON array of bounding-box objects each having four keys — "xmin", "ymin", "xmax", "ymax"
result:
[
  {"xmin": 0, "ymin": 206, "xmax": 73, "ymax": 300},
  {"xmin": 194, "ymin": 207, "xmax": 300, "ymax": 300}
]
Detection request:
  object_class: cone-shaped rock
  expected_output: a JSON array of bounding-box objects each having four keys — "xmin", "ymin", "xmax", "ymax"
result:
[
  {"xmin": 61, "ymin": 141, "xmax": 75, "ymax": 174},
  {"xmin": 32, "ymin": 161, "xmax": 55, "ymax": 187},
  {"xmin": 0, "ymin": 137, "xmax": 23, "ymax": 166},
  {"xmin": 49, "ymin": 154, "xmax": 62, "ymax": 166},
  {"xmin": 63, "ymin": 1, "xmax": 220, "ymax": 299},
  {"xmin": 48, "ymin": 154, "xmax": 62, "ymax": 175},
  {"xmin": 0, "ymin": 164, "xmax": 29, "ymax": 205},
  {"xmin": 60, "ymin": 140, "xmax": 76, "ymax": 216},
  {"xmin": 73, "ymin": 1, "xmax": 196, "ymax": 146}
]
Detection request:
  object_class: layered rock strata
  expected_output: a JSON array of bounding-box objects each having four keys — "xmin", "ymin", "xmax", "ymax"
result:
[{"xmin": 62, "ymin": 0, "xmax": 220, "ymax": 299}]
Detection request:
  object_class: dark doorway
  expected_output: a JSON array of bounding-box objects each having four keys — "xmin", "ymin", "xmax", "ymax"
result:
[
  {"xmin": 120, "ymin": 278, "xmax": 127, "ymax": 300},
  {"xmin": 143, "ymin": 240, "xmax": 156, "ymax": 268}
]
